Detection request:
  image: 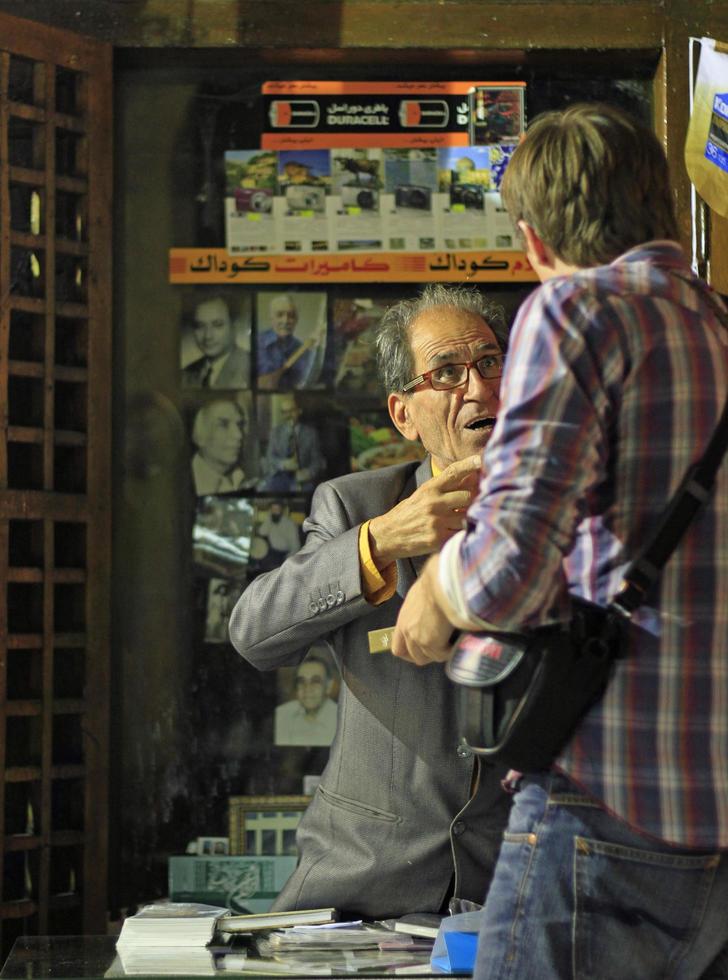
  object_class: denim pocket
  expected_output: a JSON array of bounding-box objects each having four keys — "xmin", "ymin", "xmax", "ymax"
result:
[{"xmin": 573, "ymin": 835, "xmax": 719, "ymax": 979}]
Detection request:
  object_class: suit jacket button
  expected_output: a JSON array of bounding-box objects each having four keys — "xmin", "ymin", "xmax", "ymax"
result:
[
  {"xmin": 452, "ymin": 820, "xmax": 466, "ymax": 837},
  {"xmin": 456, "ymin": 740, "xmax": 472, "ymax": 759}
]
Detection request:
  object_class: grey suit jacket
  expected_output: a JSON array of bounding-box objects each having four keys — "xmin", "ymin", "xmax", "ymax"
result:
[
  {"xmin": 182, "ymin": 346, "xmax": 251, "ymax": 389},
  {"xmin": 229, "ymin": 458, "xmax": 510, "ymax": 918}
]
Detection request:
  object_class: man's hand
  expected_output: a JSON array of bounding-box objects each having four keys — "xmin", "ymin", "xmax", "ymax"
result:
[
  {"xmin": 368, "ymin": 455, "xmax": 481, "ymax": 565},
  {"xmin": 391, "ymin": 556, "xmax": 455, "ymax": 666}
]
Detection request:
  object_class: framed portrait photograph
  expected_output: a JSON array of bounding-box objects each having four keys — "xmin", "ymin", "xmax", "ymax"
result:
[
  {"xmin": 228, "ymin": 795, "xmax": 312, "ymax": 856},
  {"xmin": 203, "ymin": 577, "xmax": 245, "ymax": 644},
  {"xmin": 193, "ymin": 495, "xmax": 255, "ymax": 579},
  {"xmin": 197, "ymin": 836, "xmax": 230, "ymax": 856},
  {"xmin": 331, "ymin": 293, "xmax": 388, "ymax": 398},
  {"xmin": 255, "ymin": 393, "xmax": 329, "ymax": 495},
  {"xmin": 248, "ymin": 497, "xmax": 305, "ymax": 576},
  {"xmin": 255, "ymin": 290, "xmax": 329, "ymax": 391},
  {"xmin": 188, "ymin": 391, "xmax": 257, "ymax": 496},
  {"xmin": 274, "ymin": 643, "xmax": 340, "ymax": 748},
  {"xmin": 180, "ymin": 289, "xmax": 252, "ymax": 390}
]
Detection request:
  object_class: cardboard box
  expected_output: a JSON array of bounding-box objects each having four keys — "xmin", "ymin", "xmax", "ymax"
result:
[{"xmin": 168, "ymin": 855, "xmax": 297, "ymax": 913}]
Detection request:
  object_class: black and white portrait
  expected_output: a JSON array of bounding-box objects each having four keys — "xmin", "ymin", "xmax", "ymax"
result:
[
  {"xmin": 189, "ymin": 392, "xmax": 256, "ymax": 496},
  {"xmin": 180, "ymin": 289, "xmax": 252, "ymax": 390}
]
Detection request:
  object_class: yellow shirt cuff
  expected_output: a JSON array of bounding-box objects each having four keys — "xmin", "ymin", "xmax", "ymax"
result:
[{"xmin": 359, "ymin": 521, "xmax": 397, "ymax": 605}]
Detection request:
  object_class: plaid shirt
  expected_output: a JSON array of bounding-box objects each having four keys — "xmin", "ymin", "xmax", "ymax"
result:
[{"xmin": 440, "ymin": 241, "xmax": 728, "ymax": 848}]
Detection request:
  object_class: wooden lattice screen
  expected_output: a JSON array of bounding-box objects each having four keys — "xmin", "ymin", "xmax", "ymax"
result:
[{"xmin": 0, "ymin": 11, "xmax": 112, "ymax": 957}]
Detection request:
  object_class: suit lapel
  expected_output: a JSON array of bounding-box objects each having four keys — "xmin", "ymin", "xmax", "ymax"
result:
[{"xmin": 395, "ymin": 456, "xmax": 432, "ymax": 597}]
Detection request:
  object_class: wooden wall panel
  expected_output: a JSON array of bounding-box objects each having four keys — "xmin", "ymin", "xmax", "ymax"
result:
[{"xmin": 0, "ymin": 9, "xmax": 112, "ymax": 957}]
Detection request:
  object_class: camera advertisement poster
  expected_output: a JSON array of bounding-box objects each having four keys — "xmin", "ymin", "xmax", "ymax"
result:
[
  {"xmin": 223, "ymin": 145, "xmax": 520, "ymax": 258},
  {"xmin": 224, "ymin": 150, "xmax": 278, "ymax": 253},
  {"xmin": 331, "ymin": 148, "xmax": 384, "ymax": 251},
  {"xmin": 277, "ymin": 149, "xmax": 333, "ymax": 253},
  {"xmin": 437, "ymin": 144, "xmax": 516, "ymax": 250}
]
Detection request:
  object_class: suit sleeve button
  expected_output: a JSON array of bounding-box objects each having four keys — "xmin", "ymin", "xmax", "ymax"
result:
[{"xmin": 309, "ymin": 601, "xmax": 319, "ymax": 614}]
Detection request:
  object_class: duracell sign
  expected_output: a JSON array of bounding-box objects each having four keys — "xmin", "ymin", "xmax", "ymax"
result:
[{"xmin": 261, "ymin": 81, "xmax": 525, "ymax": 149}]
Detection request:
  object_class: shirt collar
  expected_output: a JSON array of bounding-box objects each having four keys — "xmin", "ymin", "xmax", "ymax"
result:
[{"xmin": 610, "ymin": 239, "xmax": 688, "ymax": 273}]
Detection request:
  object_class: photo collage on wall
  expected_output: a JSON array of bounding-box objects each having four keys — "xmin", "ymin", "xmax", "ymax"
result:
[
  {"xmin": 178, "ymin": 79, "xmax": 527, "ymax": 773},
  {"xmin": 182, "ymin": 283, "xmax": 428, "ymax": 750}
]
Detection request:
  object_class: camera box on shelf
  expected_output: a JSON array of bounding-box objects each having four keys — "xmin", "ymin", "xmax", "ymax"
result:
[{"xmin": 168, "ymin": 855, "xmax": 298, "ymax": 914}]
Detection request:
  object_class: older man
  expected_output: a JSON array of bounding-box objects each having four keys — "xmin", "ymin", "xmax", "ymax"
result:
[
  {"xmin": 275, "ymin": 650, "xmax": 338, "ymax": 747},
  {"xmin": 257, "ymin": 293, "xmax": 321, "ymax": 390},
  {"xmin": 229, "ymin": 283, "xmax": 512, "ymax": 919},
  {"xmin": 260, "ymin": 395, "xmax": 326, "ymax": 494},
  {"xmin": 191, "ymin": 398, "xmax": 247, "ymax": 496}
]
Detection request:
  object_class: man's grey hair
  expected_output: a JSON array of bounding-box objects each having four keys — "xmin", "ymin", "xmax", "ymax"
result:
[
  {"xmin": 375, "ymin": 283, "xmax": 508, "ymax": 394},
  {"xmin": 269, "ymin": 292, "xmax": 299, "ymax": 315}
]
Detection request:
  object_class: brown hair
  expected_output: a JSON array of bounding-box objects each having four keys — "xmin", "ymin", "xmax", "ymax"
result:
[{"xmin": 500, "ymin": 102, "xmax": 679, "ymax": 267}]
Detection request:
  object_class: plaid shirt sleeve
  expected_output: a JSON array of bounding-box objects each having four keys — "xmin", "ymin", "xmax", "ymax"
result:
[{"xmin": 441, "ymin": 276, "xmax": 615, "ymax": 629}]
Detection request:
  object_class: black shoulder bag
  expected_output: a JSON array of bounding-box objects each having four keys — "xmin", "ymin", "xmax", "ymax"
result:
[{"xmin": 446, "ymin": 289, "xmax": 728, "ymax": 774}]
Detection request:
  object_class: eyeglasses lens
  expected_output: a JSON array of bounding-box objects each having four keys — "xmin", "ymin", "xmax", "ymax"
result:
[{"xmin": 431, "ymin": 355, "xmax": 503, "ymax": 390}]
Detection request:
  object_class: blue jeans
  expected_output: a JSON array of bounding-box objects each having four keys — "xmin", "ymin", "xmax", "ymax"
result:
[{"xmin": 475, "ymin": 771, "xmax": 728, "ymax": 980}]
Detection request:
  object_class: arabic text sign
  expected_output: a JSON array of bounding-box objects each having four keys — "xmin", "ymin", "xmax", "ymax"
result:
[
  {"xmin": 262, "ymin": 81, "xmax": 526, "ymax": 150},
  {"xmin": 169, "ymin": 249, "xmax": 537, "ymax": 284}
]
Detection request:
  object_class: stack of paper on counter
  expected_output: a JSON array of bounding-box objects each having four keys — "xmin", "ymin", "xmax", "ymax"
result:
[
  {"xmin": 220, "ymin": 921, "xmax": 433, "ymax": 974},
  {"xmin": 108, "ymin": 947, "xmax": 219, "ymax": 976},
  {"xmin": 115, "ymin": 902, "xmax": 230, "ymax": 947}
]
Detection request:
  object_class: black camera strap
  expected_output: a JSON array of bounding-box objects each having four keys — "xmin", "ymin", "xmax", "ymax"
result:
[{"xmin": 613, "ymin": 279, "xmax": 728, "ymax": 616}]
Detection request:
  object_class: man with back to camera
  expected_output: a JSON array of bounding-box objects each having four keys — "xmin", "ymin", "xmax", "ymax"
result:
[
  {"xmin": 257, "ymin": 293, "xmax": 321, "ymax": 390},
  {"xmin": 229, "ymin": 283, "xmax": 513, "ymax": 919},
  {"xmin": 191, "ymin": 398, "xmax": 247, "ymax": 496},
  {"xmin": 182, "ymin": 293, "xmax": 251, "ymax": 389},
  {"xmin": 274, "ymin": 650, "xmax": 338, "ymax": 747},
  {"xmin": 393, "ymin": 104, "xmax": 728, "ymax": 978}
]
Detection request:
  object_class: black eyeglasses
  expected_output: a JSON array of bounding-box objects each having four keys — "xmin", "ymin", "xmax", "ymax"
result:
[{"xmin": 402, "ymin": 353, "xmax": 505, "ymax": 393}]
